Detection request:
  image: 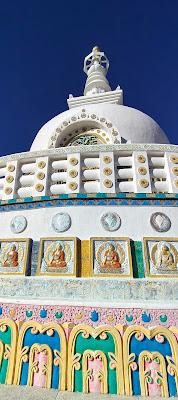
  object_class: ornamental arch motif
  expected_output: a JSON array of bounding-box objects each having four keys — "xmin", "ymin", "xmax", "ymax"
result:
[
  {"xmin": 67, "ymin": 324, "xmax": 124, "ymax": 395},
  {"xmin": 0, "ymin": 319, "xmax": 17, "ymax": 384},
  {"xmin": 14, "ymin": 321, "xmax": 67, "ymax": 390},
  {"xmin": 123, "ymin": 325, "xmax": 178, "ymax": 397},
  {"xmin": 48, "ymin": 110, "xmax": 121, "ymax": 149}
]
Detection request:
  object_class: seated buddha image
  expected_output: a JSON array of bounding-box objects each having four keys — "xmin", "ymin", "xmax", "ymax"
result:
[
  {"xmin": 3, "ymin": 244, "xmax": 18, "ymax": 267},
  {"xmin": 102, "ymin": 244, "xmax": 121, "ymax": 269},
  {"xmin": 48, "ymin": 244, "xmax": 66, "ymax": 268},
  {"xmin": 156, "ymin": 243, "xmax": 176, "ymax": 270}
]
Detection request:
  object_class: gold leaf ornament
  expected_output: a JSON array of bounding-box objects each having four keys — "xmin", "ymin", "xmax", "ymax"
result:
[
  {"xmin": 103, "ymin": 179, "xmax": 113, "ymax": 188},
  {"xmin": 137, "ymin": 155, "xmax": 146, "ymax": 163},
  {"xmin": 103, "ymin": 167, "xmax": 112, "ymax": 176},
  {"xmin": 103, "ymin": 156, "xmax": 112, "ymax": 164},
  {"xmin": 170, "ymin": 155, "xmax": 178, "ymax": 164},
  {"xmin": 35, "ymin": 184, "xmax": 44, "ymax": 192},
  {"xmin": 7, "ymin": 164, "xmax": 15, "ymax": 172},
  {"xmin": 6, "ymin": 175, "xmax": 14, "ymax": 183},
  {"xmin": 37, "ymin": 161, "xmax": 46, "ymax": 169},
  {"xmin": 4, "ymin": 187, "xmax": 12, "ymax": 195},
  {"xmin": 37, "ymin": 172, "xmax": 45, "ymax": 180},
  {"xmin": 139, "ymin": 179, "xmax": 149, "ymax": 188},
  {"xmin": 68, "ymin": 182, "xmax": 78, "ymax": 190},
  {"xmin": 69, "ymin": 170, "xmax": 78, "ymax": 178},
  {"xmin": 69, "ymin": 157, "xmax": 78, "ymax": 166}
]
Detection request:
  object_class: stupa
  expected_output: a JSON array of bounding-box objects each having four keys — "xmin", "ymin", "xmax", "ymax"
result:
[{"xmin": 0, "ymin": 46, "xmax": 178, "ymax": 398}]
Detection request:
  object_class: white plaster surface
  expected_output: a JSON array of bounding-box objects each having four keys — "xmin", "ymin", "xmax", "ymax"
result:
[
  {"xmin": 30, "ymin": 103, "xmax": 169, "ymax": 151},
  {"xmin": 0, "ymin": 386, "xmax": 176, "ymax": 399},
  {"xmin": 0, "ymin": 205, "xmax": 177, "ymax": 241}
]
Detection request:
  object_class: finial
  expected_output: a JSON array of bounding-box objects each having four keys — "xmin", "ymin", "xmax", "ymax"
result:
[
  {"xmin": 83, "ymin": 46, "xmax": 109, "ymax": 76},
  {"xmin": 83, "ymin": 46, "xmax": 111, "ymax": 96}
]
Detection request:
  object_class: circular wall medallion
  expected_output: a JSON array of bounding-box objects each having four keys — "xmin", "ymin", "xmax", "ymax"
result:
[
  {"xmin": 101, "ymin": 212, "xmax": 121, "ymax": 231},
  {"xmin": 10, "ymin": 215, "xmax": 27, "ymax": 234},
  {"xmin": 51, "ymin": 213, "xmax": 71, "ymax": 233},
  {"xmin": 150, "ymin": 212, "xmax": 171, "ymax": 232}
]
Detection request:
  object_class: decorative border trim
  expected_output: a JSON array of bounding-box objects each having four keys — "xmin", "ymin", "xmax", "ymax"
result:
[
  {"xmin": 1, "ymin": 302, "xmax": 178, "ymax": 328},
  {"xmin": 0, "ymin": 193, "xmax": 178, "ymax": 212}
]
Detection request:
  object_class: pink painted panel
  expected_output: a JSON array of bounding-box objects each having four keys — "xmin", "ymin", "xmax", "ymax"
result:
[
  {"xmin": 88, "ymin": 356, "xmax": 103, "ymax": 393},
  {"xmin": 145, "ymin": 359, "xmax": 161, "ymax": 396},
  {"xmin": 33, "ymin": 351, "xmax": 48, "ymax": 388}
]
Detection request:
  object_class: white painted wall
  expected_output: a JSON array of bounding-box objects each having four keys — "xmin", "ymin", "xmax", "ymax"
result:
[{"xmin": 0, "ymin": 205, "xmax": 177, "ymax": 241}]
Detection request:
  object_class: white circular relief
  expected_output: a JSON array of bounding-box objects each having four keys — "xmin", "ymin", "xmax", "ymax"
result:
[
  {"xmin": 150, "ymin": 212, "xmax": 171, "ymax": 232},
  {"xmin": 10, "ymin": 215, "xmax": 27, "ymax": 234},
  {"xmin": 101, "ymin": 212, "xmax": 121, "ymax": 231},
  {"xmin": 51, "ymin": 213, "xmax": 71, "ymax": 233}
]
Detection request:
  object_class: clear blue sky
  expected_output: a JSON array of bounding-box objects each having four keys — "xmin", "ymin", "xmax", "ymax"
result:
[{"xmin": 0, "ymin": 0, "xmax": 178, "ymax": 156}]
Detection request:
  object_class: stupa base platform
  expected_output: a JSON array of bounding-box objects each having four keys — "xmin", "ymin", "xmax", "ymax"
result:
[{"xmin": 0, "ymin": 385, "xmax": 176, "ymax": 400}]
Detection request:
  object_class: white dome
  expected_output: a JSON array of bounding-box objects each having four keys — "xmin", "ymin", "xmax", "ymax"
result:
[{"xmin": 30, "ymin": 103, "xmax": 169, "ymax": 151}]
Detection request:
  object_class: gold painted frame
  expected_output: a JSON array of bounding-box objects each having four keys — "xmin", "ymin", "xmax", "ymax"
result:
[
  {"xmin": 14, "ymin": 321, "xmax": 67, "ymax": 390},
  {"xmin": 123, "ymin": 325, "xmax": 178, "ymax": 396},
  {"xmin": 0, "ymin": 319, "xmax": 17, "ymax": 384},
  {"xmin": 0, "ymin": 238, "xmax": 31, "ymax": 276},
  {"xmin": 143, "ymin": 236, "xmax": 178, "ymax": 278},
  {"xmin": 67, "ymin": 324, "xmax": 124, "ymax": 395},
  {"xmin": 90, "ymin": 237, "xmax": 133, "ymax": 277},
  {"xmin": 37, "ymin": 236, "xmax": 78, "ymax": 276}
]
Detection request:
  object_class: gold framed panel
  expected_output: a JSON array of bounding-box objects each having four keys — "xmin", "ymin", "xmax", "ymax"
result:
[
  {"xmin": 0, "ymin": 238, "xmax": 31, "ymax": 276},
  {"xmin": 37, "ymin": 236, "xmax": 78, "ymax": 277},
  {"xmin": 143, "ymin": 236, "xmax": 178, "ymax": 278},
  {"xmin": 90, "ymin": 236, "xmax": 133, "ymax": 278}
]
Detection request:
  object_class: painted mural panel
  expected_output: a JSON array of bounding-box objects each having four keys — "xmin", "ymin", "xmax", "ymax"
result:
[
  {"xmin": 0, "ymin": 238, "xmax": 31, "ymax": 275},
  {"xmin": 143, "ymin": 237, "xmax": 178, "ymax": 278},
  {"xmin": 37, "ymin": 237, "xmax": 77, "ymax": 276},
  {"xmin": 90, "ymin": 237, "xmax": 133, "ymax": 277}
]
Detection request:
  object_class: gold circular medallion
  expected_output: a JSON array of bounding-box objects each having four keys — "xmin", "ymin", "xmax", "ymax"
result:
[
  {"xmin": 4, "ymin": 187, "xmax": 12, "ymax": 195},
  {"xmin": 137, "ymin": 155, "xmax": 146, "ymax": 163},
  {"xmin": 172, "ymin": 167, "xmax": 178, "ymax": 176},
  {"xmin": 139, "ymin": 179, "xmax": 149, "ymax": 188},
  {"xmin": 170, "ymin": 155, "xmax": 178, "ymax": 164},
  {"xmin": 69, "ymin": 170, "xmax": 78, "ymax": 178},
  {"xmin": 138, "ymin": 167, "xmax": 147, "ymax": 175},
  {"xmin": 69, "ymin": 182, "xmax": 78, "ymax": 190},
  {"xmin": 103, "ymin": 156, "xmax": 112, "ymax": 164},
  {"xmin": 7, "ymin": 164, "xmax": 15, "ymax": 172},
  {"xmin": 37, "ymin": 161, "xmax": 46, "ymax": 169},
  {"xmin": 174, "ymin": 180, "xmax": 178, "ymax": 187},
  {"xmin": 69, "ymin": 157, "xmax": 78, "ymax": 166},
  {"xmin": 103, "ymin": 179, "xmax": 113, "ymax": 188},
  {"xmin": 103, "ymin": 167, "xmax": 112, "ymax": 176},
  {"xmin": 6, "ymin": 175, "xmax": 14, "ymax": 183},
  {"xmin": 36, "ymin": 172, "xmax": 45, "ymax": 180},
  {"xmin": 35, "ymin": 184, "xmax": 44, "ymax": 192}
]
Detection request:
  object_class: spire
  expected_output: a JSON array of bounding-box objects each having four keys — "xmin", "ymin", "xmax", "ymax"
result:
[{"xmin": 83, "ymin": 46, "xmax": 111, "ymax": 96}]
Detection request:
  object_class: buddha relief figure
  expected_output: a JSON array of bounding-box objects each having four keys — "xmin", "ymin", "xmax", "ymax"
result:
[
  {"xmin": 156, "ymin": 243, "xmax": 175, "ymax": 270},
  {"xmin": 3, "ymin": 244, "xmax": 18, "ymax": 267},
  {"xmin": 48, "ymin": 244, "xmax": 66, "ymax": 268},
  {"xmin": 102, "ymin": 244, "xmax": 121, "ymax": 269}
]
